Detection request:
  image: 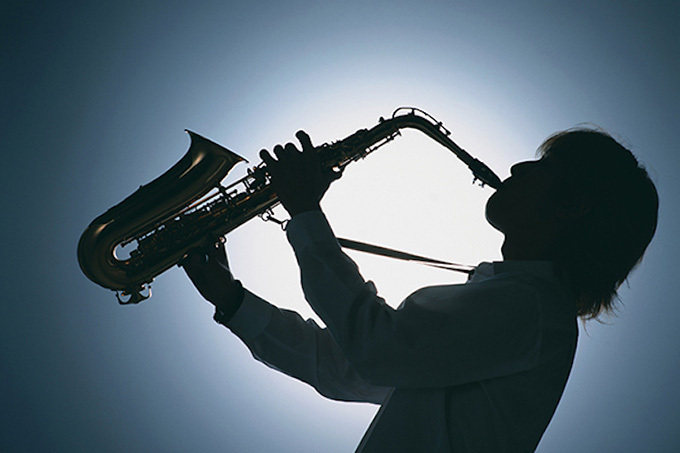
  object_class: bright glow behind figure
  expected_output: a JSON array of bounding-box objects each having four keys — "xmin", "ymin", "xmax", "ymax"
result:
[{"xmin": 2, "ymin": 0, "xmax": 678, "ymax": 451}]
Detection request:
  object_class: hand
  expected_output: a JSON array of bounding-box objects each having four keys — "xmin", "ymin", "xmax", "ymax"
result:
[
  {"xmin": 181, "ymin": 239, "xmax": 243, "ymax": 315},
  {"xmin": 260, "ymin": 130, "xmax": 341, "ymax": 217}
]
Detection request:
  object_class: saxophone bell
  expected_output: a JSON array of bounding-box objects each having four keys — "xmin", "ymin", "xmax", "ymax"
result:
[{"xmin": 77, "ymin": 131, "xmax": 247, "ymax": 303}]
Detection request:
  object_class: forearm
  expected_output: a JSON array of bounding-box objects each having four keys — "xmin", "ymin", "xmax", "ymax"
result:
[
  {"xmin": 286, "ymin": 212, "xmax": 398, "ymax": 378},
  {"xmin": 221, "ymin": 290, "xmax": 390, "ymax": 404}
]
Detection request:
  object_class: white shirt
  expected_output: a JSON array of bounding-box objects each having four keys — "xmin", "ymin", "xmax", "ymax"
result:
[{"xmin": 225, "ymin": 211, "xmax": 578, "ymax": 452}]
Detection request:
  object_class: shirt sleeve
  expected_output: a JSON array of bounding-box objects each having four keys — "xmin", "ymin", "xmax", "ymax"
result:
[
  {"xmin": 224, "ymin": 289, "xmax": 391, "ymax": 404},
  {"xmin": 286, "ymin": 211, "xmax": 543, "ymax": 388}
]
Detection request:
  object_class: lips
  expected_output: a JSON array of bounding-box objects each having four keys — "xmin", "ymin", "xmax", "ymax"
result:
[{"xmin": 495, "ymin": 177, "xmax": 511, "ymax": 191}]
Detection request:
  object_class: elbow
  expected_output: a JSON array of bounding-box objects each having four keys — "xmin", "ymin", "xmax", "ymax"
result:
[
  {"xmin": 349, "ymin": 355, "xmax": 395, "ymax": 386},
  {"xmin": 342, "ymin": 332, "xmax": 404, "ymax": 387},
  {"xmin": 331, "ymin": 284, "xmax": 405, "ymax": 386}
]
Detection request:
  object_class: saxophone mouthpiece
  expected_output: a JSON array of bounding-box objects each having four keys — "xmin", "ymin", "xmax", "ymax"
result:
[{"xmin": 470, "ymin": 158, "xmax": 503, "ymax": 189}]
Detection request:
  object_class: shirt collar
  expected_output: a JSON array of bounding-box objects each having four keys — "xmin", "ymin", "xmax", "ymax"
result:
[{"xmin": 468, "ymin": 261, "xmax": 556, "ymax": 283}]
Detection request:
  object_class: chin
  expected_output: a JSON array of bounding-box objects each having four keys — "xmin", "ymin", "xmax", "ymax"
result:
[{"xmin": 484, "ymin": 190, "xmax": 506, "ymax": 233}]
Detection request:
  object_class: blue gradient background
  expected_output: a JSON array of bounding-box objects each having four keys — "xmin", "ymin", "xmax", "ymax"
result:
[{"xmin": 2, "ymin": 1, "xmax": 678, "ymax": 451}]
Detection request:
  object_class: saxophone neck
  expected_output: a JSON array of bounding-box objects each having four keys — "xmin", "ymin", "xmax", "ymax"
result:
[{"xmin": 383, "ymin": 108, "xmax": 503, "ymax": 188}]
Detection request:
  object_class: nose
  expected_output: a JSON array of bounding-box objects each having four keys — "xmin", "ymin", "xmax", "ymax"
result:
[{"xmin": 510, "ymin": 160, "xmax": 538, "ymax": 177}]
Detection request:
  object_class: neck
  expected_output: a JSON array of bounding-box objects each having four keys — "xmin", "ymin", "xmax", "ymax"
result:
[{"xmin": 501, "ymin": 232, "xmax": 556, "ymax": 261}]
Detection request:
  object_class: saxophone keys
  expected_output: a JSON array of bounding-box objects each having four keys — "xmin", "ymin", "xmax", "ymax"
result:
[{"xmin": 116, "ymin": 285, "xmax": 151, "ymax": 305}]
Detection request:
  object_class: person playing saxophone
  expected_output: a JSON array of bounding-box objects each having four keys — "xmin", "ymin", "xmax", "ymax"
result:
[{"xmin": 182, "ymin": 129, "xmax": 658, "ymax": 452}]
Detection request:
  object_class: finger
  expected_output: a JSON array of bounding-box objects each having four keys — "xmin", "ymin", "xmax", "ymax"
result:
[
  {"xmin": 296, "ymin": 130, "xmax": 314, "ymax": 153},
  {"xmin": 326, "ymin": 167, "xmax": 343, "ymax": 181},
  {"xmin": 195, "ymin": 239, "xmax": 227, "ymax": 268},
  {"xmin": 214, "ymin": 239, "xmax": 227, "ymax": 260},
  {"xmin": 180, "ymin": 251, "xmax": 206, "ymax": 269},
  {"xmin": 209, "ymin": 238, "xmax": 229, "ymax": 267},
  {"xmin": 284, "ymin": 142, "xmax": 300, "ymax": 155},
  {"xmin": 297, "ymin": 131, "xmax": 320, "ymax": 170},
  {"xmin": 181, "ymin": 253, "xmax": 207, "ymax": 283},
  {"xmin": 183, "ymin": 252, "xmax": 214, "ymax": 284},
  {"xmin": 260, "ymin": 149, "xmax": 276, "ymax": 165},
  {"xmin": 273, "ymin": 144, "xmax": 287, "ymax": 161},
  {"xmin": 185, "ymin": 252, "xmax": 226, "ymax": 283}
]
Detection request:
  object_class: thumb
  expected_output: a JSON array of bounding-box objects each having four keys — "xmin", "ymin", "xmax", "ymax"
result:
[
  {"xmin": 324, "ymin": 167, "xmax": 343, "ymax": 184},
  {"xmin": 181, "ymin": 252, "xmax": 208, "ymax": 285},
  {"xmin": 206, "ymin": 238, "xmax": 229, "ymax": 268}
]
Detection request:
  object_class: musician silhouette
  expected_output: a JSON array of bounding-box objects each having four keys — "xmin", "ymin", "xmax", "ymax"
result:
[{"xmin": 183, "ymin": 129, "xmax": 658, "ymax": 452}]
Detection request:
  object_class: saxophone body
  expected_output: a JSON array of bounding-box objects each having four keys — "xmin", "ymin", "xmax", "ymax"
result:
[{"xmin": 77, "ymin": 108, "xmax": 501, "ymax": 303}]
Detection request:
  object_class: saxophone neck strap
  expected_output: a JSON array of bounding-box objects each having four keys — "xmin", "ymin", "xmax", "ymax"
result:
[{"xmin": 336, "ymin": 237, "xmax": 474, "ymax": 274}]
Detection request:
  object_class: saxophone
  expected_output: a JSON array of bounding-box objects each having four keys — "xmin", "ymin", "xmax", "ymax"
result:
[{"xmin": 77, "ymin": 107, "xmax": 502, "ymax": 304}]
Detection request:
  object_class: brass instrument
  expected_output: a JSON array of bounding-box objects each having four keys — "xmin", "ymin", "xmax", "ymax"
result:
[{"xmin": 77, "ymin": 107, "xmax": 502, "ymax": 304}]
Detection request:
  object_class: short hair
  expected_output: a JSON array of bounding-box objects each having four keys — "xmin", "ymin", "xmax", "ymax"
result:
[{"xmin": 537, "ymin": 128, "xmax": 658, "ymax": 320}]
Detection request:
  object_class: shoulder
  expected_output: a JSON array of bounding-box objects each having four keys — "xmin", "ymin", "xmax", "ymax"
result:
[
  {"xmin": 402, "ymin": 275, "xmax": 543, "ymax": 313},
  {"xmin": 403, "ymin": 272, "xmax": 576, "ymax": 327}
]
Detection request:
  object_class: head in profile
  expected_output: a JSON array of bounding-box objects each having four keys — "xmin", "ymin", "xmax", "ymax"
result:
[{"xmin": 486, "ymin": 128, "xmax": 659, "ymax": 320}]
